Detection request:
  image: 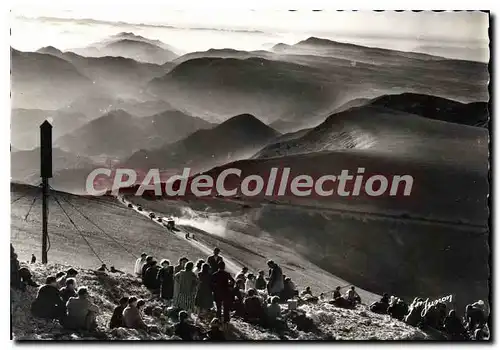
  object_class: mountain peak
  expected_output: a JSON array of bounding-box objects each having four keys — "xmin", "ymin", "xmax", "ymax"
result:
[{"xmin": 37, "ymin": 46, "xmax": 63, "ymax": 55}]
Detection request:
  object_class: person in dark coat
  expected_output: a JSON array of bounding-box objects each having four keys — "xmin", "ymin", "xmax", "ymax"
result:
[
  {"xmin": 444, "ymin": 309, "xmax": 467, "ymax": 340},
  {"xmin": 144, "ymin": 261, "xmax": 161, "ymax": 294},
  {"xmin": 267, "ymin": 260, "xmax": 284, "ymax": 296},
  {"xmin": 243, "ymin": 289, "xmax": 265, "ymax": 324},
  {"xmin": 11, "ymin": 247, "xmax": 21, "ymax": 290},
  {"xmin": 59, "ymin": 278, "xmax": 77, "ymax": 303},
  {"xmin": 207, "ymin": 248, "xmax": 223, "ymax": 274},
  {"xmin": 110, "ymin": 297, "xmax": 129, "ymax": 329},
  {"xmin": 204, "ymin": 318, "xmax": 226, "ymax": 341},
  {"xmin": 173, "ymin": 311, "xmax": 203, "ymax": 340},
  {"xmin": 31, "ymin": 254, "xmax": 36, "ymax": 264},
  {"xmin": 255, "ymin": 270, "xmax": 266, "ymax": 290},
  {"xmin": 370, "ymin": 293, "xmax": 390, "ymax": 314},
  {"xmin": 31, "ymin": 276, "xmax": 66, "ymax": 320},
  {"xmin": 195, "ymin": 263, "xmax": 214, "ymax": 315},
  {"xmin": 142, "ymin": 256, "xmax": 154, "ymax": 280},
  {"xmin": 110, "ymin": 266, "xmax": 124, "ymax": 274},
  {"xmin": 211, "ymin": 261, "xmax": 234, "ymax": 324},
  {"xmin": 97, "ymin": 264, "xmax": 108, "ymax": 272},
  {"xmin": 387, "ymin": 298, "xmax": 408, "ymax": 321},
  {"xmin": 333, "ymin": 286, "xmax": 342, "ymax": 299},
  {"xmin": 157, "ymin": 260, "xmax": 174, "ymax": 301}
]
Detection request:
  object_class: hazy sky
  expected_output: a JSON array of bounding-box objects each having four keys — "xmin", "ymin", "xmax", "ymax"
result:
[{"xmin": 10, "ymin": 7, "xmax": 490, "ymax": 61}]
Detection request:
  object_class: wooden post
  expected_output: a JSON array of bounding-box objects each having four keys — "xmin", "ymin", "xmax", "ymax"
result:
[{"xmin": 40, "ymin": 120, "xmax": 53, "ymax": 264}]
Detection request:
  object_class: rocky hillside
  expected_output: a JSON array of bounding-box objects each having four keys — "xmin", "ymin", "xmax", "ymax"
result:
[{"xmin": 11, "ymin": 263, "xmax": 427, "ymax": 341}]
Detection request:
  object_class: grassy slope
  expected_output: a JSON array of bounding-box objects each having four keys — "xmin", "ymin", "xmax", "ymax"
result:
[{"xmin": 11, "ymin": 184, "xmax": 202, "ymax": 272}]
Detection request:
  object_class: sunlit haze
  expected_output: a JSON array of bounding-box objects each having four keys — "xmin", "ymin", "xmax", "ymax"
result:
[{"xmin": 11, "ymin": 7, "xmax": 490, "ymax": 61}]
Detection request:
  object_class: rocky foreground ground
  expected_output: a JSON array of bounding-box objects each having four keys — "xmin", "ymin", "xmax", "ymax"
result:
[{"xmin": 11, "ymin": 263, "xmax": 429, "ymax": 341}]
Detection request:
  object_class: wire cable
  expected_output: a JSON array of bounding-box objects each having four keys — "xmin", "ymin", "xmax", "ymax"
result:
[
  {"xmin": 51, "ymin": 194, "xmax": 105, "ymax": 265},
  {"xmin": 23, "ymin": 193, "xmax": 39, "ymax": 221},
  {"xmin": 54, "ymin": 192, "xmax": 137, "ymax": 259}
]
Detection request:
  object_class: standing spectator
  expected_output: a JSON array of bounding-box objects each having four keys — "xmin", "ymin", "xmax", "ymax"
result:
[
  {"xmin": 207, "ymin": 248, "xmax": 223, "ymax": 274},
  {"xmin": 212, "ymin": 261, "xmax": 234, "ymax": 325},
  {"xmin": 134, "ymin": 253, "xmax": 147, "ymax": 277},
  {"xmin": 195, "ymin": 263, "xmax": 214, "ymax": 316},
  {"xmin": 157, "ymin": 260, "xmax": 174, "ymax": 302},
  {"xmin": 31, "ymin": 254, "xmax": 36, "ymax": 264},
  {"xmin": 255, "ymin": 270, "xmax": 266, "ymax": 291},
  {"xmin": 141, "ymin": 256, "xmax": 154, "ymax": 280},
  {"xmin": 267, "ymin": 260, "xmax": 284, "ymax": 296},
  {"xmin": 144, "ymin": 260, "xmax": 161, "ymax": 294},
  {"xmin": 173, "ymin": 261, "xmax": 199, "ymax": 313},
  {"xmin": 194, "ymin": 259, "xmax": 205, "ymax": 274},
  {"xmin": 174, "ymin": 257, "xmax": 188, "ymax": 274}
]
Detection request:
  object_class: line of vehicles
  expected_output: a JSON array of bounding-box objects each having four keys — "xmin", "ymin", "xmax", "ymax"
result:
[{"xmin": 123, "ymin": 198, "xmax": 178, "ymax": 232}]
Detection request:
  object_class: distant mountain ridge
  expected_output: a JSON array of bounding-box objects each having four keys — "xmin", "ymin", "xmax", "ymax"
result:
[
  {"xmin": 124, "ymin": 113, "xmax": 279, "ymax": 173},
  {"xmin": 71, "ymin": 32, "xmax": 178, "ymax": 64},
  {"xmin": 55, "ymin": 109, "xmax": 212, "ymax": 158}
]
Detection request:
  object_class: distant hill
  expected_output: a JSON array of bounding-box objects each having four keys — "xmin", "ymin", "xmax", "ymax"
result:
[
  {"xmin": 369, "ymin": 93, "xmax": 489, "ymax": 127},
  {"xmin": 11, "ymin": 48, "xmax": 93, "ymax": 110},
  {"xmin": 56, "ymin": 51, "xmax": 167, "ymax": 97},
  {"xmin": 72, "ymin": 33, "xmax": 178, "ymax": 64},
  {"xmin": 55, "ymin": 109, "xmax": 213, "ymax": 158},
  {"xmin": 254, "ymin": 103, "xmax": 488, "ymax": 169},
  {"xmin": 147, "ymin": 57, "xmax": 335, "ymax": 123},
  {"xmin": 11, "ymin": 109, "xmax": 88, "ymax": 150},
  {"xmin": 173, "ymin": 48, "xmax": 273, "ymax": 64},
  {"xmin": 11, "ymin": 147, "xmax": 97, "ymax": 187},
  {"xmin": 125, "ymin": 113, "xmax": 279, "ymax": 173}
]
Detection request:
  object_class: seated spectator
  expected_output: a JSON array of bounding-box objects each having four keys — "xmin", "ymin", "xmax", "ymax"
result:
[
  {"xmin": 235, "ymin": 267, "xmax": 249, "ymax": 282},
  {"xmin": 56, "ymin": 271, "xmax": 67, "ymax": 289},
  {"xmin": 333, "ymin": 286, "xmax": 342, "ymax": 300},
  {"xmin": 255, "ymin": 270, "xmax": 267, "ymax": 291},
  {"xmin": 300, "ymin": 287, "xmax": 313, "ymax": 297},
  {"xmin": 387, "ymin": 297, "xmax": 408, "ymax": 321},
  {"xmin": 31, "ymin": 276, "xmax": 66, "ymax": 320},
  {"xmin": 110, "ymin": 297, "xmax": 129, "ymax": 329},
  {"xmin": 245, "ymin": 274, "xmax": 256, "ymax": 292},
  {"xmin": 444, "ymin": 309, "xmax": 467, "ymax": 340},
  {"xmin": 345, "ymin": 286, "xmax": 361, "ymax": 305},
  {"xmin": 282, "ymin": 277, "xmax": 298, "ymax": 301},
  {"xmin": 466, "ymin": 302, "xmax": 487, "ymax": 332},
  {"xmin": 231, "ymin": 279, "xmax": 245, "ymax": 317},
  {"xmin": 110, "ymin": 266, "xmax": 124, "ymax": 274},
  {"xmin": 405, "ymin": 299, "xmax": 425, "ymax": 327},
  {"xmin": 18, "ymin": 267, "xmax": 39, "ymax": 290},
  {"xmin": 266, "ymin": 296, "xmax": 286, "ymax": 331},
  {"xmin": 65, "ymin": 287, "xmax": 98, "ymax": 331},
  {"xmin": 204, "ymin": 318, "xmax": 226, "ymax": 341},
  {"xmin": 243, "ymin": 289, "xmax": 265, "ymax": 324},
  {"xmin": 173, "ymin": 311, "xmax": 203, "ymax": 340},
  {"xmin": 123, "ymin": 296, "xmax": 148, "ymax": 331},
  {"xmin": 370, "ymin": 293, "xmax": 390, "ymax": 314},
  {"xmin": 59, "ymin": 278, "xmax": 77, "ymax": 303},
  {"xmin": 97, "ymin": 264, "xmax": 108, "ymax": 272}
]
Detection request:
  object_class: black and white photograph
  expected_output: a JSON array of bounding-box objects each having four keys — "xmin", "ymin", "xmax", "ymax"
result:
[{"xmin": 9, "ymin": 6, "xmax": 491, "ymax": 341}]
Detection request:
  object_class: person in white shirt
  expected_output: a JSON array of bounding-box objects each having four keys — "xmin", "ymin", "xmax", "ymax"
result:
[
  {"xmin": 134, "ymin": 253, "xmax": 147, "ymax": 277},
  {"xmin": 245, "ymin": 273, "xmax": 256, "ymax": 292}
]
